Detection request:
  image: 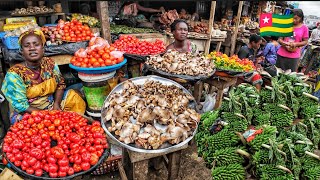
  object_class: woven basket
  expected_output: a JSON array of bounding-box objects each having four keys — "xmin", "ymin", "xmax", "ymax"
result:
[{"xmin": 91, "ymin": 155, "xmax": 122, "ymax": 175}]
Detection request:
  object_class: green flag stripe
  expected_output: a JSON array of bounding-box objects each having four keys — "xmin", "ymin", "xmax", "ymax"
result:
[
  {"xmin": 272, "ymin": 14, "xmax": 294, "ymax": 19},
  {"xmin": 272, "ymin": 23, "xmax": 293, "ymax": 28},
  {"xmin": 260, "ymin": 31, "xmax": 293, "ymax": 37}
]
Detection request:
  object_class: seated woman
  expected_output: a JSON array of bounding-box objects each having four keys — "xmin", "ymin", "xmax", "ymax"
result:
[
  {"xmin": 166, "ymin": 19, "xmax": 198, "ymax": 54},
  {"xmin": 1, "ymin": 29, "xmax": 86, "ymax": 124}
]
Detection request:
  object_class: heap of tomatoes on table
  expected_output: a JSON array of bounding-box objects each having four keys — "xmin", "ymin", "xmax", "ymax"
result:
[
  {"xmin": 113, "ymin": 35, "xmax": 166, "ymax": 56},
  {"xmin": 2, "ymin": 110, "xmax": 108, "ymax": 178},
  {"xmin": 58, "ymin": 19, "xmax": 94, "ymax": 42}
]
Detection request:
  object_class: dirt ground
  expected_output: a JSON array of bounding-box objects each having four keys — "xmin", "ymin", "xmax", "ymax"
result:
[{"xmin": 84, "ymin": 142, "xmax": 212, "ymax": 180}]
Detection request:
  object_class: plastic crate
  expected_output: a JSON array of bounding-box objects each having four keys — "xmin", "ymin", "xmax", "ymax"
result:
[{"xmin": 2, "ymin": 36, "xmax": 19, "ymax": 50}]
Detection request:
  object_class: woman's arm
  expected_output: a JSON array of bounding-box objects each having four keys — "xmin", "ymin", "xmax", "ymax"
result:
[
  {"xmin": 136, "ymin": 3, "xmax": 162, "ymax": 13},
  {"xmin": 53, "ymin": 89, "xmax": 64, "ymax": 110},
  {"xmin": 278, "ymin": 37, "xmax": 289, "ymax": 46}
]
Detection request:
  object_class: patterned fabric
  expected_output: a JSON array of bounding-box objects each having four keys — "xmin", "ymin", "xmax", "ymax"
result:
[
  {"xmin": 1, "ymin": 57, "xmax": 85, "ymax": 124},
  {"xmin": 18, "ymin": 29, "xmax": 46, "ymax": 46},
  {"xmin": 300, "ymin": 45, "xmax": 320, "ymax": 78}
]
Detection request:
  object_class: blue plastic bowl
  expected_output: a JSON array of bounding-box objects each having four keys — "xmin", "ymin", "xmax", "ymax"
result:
[{"xmin": 69, "ymin": 58, "xmax": 127, "ymax": 74}]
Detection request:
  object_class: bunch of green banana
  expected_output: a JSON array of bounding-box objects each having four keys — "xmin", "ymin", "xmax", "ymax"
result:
[
  {"xmin": 221, "ymin": 112, "xmax": 249, "ymax": 132},
  {"xmin": 253, "ymin": 148, "xmax": 271, "ymax": 165},
  {"xmin": 248, "ymin": 125, "xmax": 277, "ymax": 151},
  {"xmin": 212, "ymin": 147, "xmax": 246, "ymax": 167},
  {"xmin": 260, "ymin": 89, "xmax": 272, "ymax": 103},
  {"xmin": 254, "ymin": 112, "xmax": 271, "ymax": 126},
  {"xmin": 206, "ymin": 128, "xmax": 240, "ymax": 151},
  {"xmin": 270, "ymin": 111, "xmax": 294, "ymax": 128},
  {"xmin": 257, "ymin": 164, "xmax": 294, "ymax": 180},
  {"xmin": 110, "ymin": 24, "xmax": 157, "ymax": 34},
  {"xmin": 211, "ymin": 163, "xmax": 245, "ymax": 180},
  {"xmin": 303, "ymin": 166, "xmax": 320, "ymax": 180}
]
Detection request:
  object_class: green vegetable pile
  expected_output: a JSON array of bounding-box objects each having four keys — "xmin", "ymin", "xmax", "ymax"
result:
[
  {"xmin": 196, "ymin": 72, "xmax": 320, "ymax": 180},
  {"xmin": 110, "ymin": 24, "xmax": 158, "ymax": 34}
]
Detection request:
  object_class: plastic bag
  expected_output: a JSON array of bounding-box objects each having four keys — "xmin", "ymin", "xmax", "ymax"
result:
[
  {"xmin": 201, "ymin": 92, "xmax": 217, "ymax": 113},
  {"xmin": 89, "ymin": 37, "xmax": 110, "ymax": 50},
  {"xmin": 74, "ymin": 48, "xmax": 87, "ymax": 58},
  {"xmin": 110, "ymin": 50, "xmax": 124, "ymax": 58}
]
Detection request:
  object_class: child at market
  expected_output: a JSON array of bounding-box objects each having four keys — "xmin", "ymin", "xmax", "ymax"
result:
[{"xmin": 263, "ymin": 36, "xmax": 280, "ymax": 65}]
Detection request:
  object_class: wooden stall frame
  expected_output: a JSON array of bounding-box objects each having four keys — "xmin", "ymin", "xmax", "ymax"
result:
[
  {"xmin": 204, "ymin": 1, "xmax": 217, "ymax": 54},
  {"xmin": 97, "ymin": 1, "xmax": 111, "ymax": 43},
  {"xmin": 230, "ymin": 1, "xmax": 244, "ymax": 56}
]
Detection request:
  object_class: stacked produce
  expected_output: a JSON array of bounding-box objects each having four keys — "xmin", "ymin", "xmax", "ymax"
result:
[
  {"xmin": 112, "ymin": 35, "xmax": 165, "ymax": 55},
  {"xmin": 196, "ymin": 72, "xmax": 320, "ymax": 180},
  {"xmin": 69, "ymin": 13, "xmax": 100, "ymax": 28},
  {"xmin": 159, "ymin": 9, "xmax": 179, "ymax": 26},
  {"xmin": 71, "ymin": 37, "xmax": 124, "ymax": 68},
  {"xmin": 207, "ymin": 51, "xmax": 256, "ymax": 72},
  {"xmin": 41, "ymin": 19, "xmax": 94, "ymax": 44},
  {"xmin": 110, "ymin": 24, "xmax": 157, "ymax": 34},
  {"xmin": 11, "ymin": 6, "xmax": 55, "ymax": 16},
  {"xmin": 146, "ymin": 49, "xmax": 215, "ymax": 76},
  {"xmin": 103, "ymin": 80, "xmax": 200, "ymax": 149},
  {"xmin": 191, "ymin": 22, "xmax": 209, "ymax": 34},
  {"xmin": 2, "ymin": 110, "xmax": 108, "ymax": 178},
  {"xmin": 4, "ymin": 23, "xmax": 39, "ymax": 37}
]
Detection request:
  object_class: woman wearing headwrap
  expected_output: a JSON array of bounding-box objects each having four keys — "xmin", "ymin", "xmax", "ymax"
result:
[{"xmin": 1, "ymin": 29, "xmax": 86, "ymax": 124}]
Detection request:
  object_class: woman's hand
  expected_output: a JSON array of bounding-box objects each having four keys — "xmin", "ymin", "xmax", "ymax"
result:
[{"xmin": 53, "ymin": 103, "xmax": 61, "ymax": 111}]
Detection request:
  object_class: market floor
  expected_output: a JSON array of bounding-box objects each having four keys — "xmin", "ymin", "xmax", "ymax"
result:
[{"xmin": 83, "ymin": 142, "xmax": 212, "ymax": 180}]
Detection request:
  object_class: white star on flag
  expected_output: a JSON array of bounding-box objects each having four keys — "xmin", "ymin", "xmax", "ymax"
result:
[{"xmin": 263, "ymin": 16, "xmax": 270, "ymax": 24}]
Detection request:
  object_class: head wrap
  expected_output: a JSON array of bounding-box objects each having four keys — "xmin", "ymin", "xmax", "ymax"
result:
[{"xmin": 18, "ymin": 29, "xmax": 46, "ymax": 46}]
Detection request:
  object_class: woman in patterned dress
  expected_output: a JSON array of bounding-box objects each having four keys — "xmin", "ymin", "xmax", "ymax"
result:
[{"xmin": 1, "ymin": 29, "xmax": 86, "ymax": 124}]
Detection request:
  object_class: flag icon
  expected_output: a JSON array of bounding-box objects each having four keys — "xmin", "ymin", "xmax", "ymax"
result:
[{"xmin": 260, "ymin": 13, "xmax": 294, "ymax": 37}]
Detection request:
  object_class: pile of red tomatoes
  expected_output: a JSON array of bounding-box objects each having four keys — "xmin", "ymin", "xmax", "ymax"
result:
[
  {"xmin": 113, "ymin": 35, "xmax": 166, "ymax": 56},
  {"xmin": 58, "ymin": 19, "xmax": 94, "ymax": 42},
  {"xmin": 71, "ymin": 37, "xmax": 125, "ymax": 68},
  {"xmin": 2, "ymin": 110, "xmax": 108, "ymax": 178}
]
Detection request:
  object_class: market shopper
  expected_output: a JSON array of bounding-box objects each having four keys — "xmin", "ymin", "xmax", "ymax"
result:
[
  {"xmin": 237, "ymin": 34, "xmax": 264, "ymax": 90},
  {"xmin": 277, "ymin": 9, "xmax": 309, "ymax": 72},
  {"xmin": 166, "ymin": 19, "xmax": 198, "ymax": 54},
  {"xmin": 300, "ymin": 22, "xmax": 320, "ymax": 76},
  {"xmin": 1, "ymin": 29, "xmax": 86, "ymax": 124}
]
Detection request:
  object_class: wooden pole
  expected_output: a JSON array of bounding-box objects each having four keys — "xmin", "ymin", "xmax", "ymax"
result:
[
  {"xmin": 204, "ymin": 1, "xmax": 217, "ymax": 54},
  {"xmin": 230, "ymin": 1, "xmax": 244, "ymax": 56},
  {"xmin": 96, "ymin": 1, "xmax": 111, "ymax": 43}
]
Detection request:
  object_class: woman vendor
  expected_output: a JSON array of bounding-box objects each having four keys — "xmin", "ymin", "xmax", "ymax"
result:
[
  {"xmin": 1, "ymin": 29, "xmax": 86, "ymax": 124},
  {"xmin": 166, "ymin": 19, "xmax": 198, "ymax": 54}
]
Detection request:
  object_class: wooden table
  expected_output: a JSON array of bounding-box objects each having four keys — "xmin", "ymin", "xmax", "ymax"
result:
[
  {"xmin": 204, "ymin": 76, "xmax": 238, "ymax": 109},
  {"xmin": 122, "ymin": 143, "xmax": 188, "ymax": 180},
  {"xmin": 50, "ymin": 54, "xmax": 73, "ymax": 65},
  {"xmin": 211, "ymin": 37, "xmax": 226, "ymax": 52}
]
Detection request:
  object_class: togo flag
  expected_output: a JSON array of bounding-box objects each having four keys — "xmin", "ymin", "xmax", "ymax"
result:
[{"xmin": 260, "ymin": 13, "xmax": 293, "ymax": 37}]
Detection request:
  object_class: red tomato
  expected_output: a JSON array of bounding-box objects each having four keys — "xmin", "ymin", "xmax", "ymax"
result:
[{"xmin": 35, "ymin": 169, "xmax": 43, "ymax": 177}]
